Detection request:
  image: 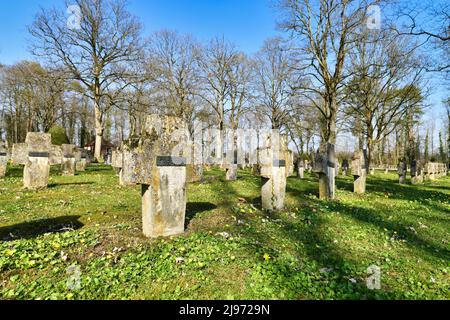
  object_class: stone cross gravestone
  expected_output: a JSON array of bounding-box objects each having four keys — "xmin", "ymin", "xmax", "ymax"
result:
[
  {"xmin": 186, "ymin": 124, "xmax": 204, "ymax": 183},
  {"xmin": 0, "ymin": 141, "xmax": 8, "ymax": 178},
  {"xmin": 61, "ymin": 144, "xmax": 77, "ymax": 176},
  {"xmin": 288, "ymin": 151, "xmax": 294, "ymax": 177},
  {"xmin": 351, "ymin": 150, "xmax": 367, "ymax": 194},
  {"xmin": 75, "ymin": 148, "xmax": 88, "ymax": 171},
  {"xmin": 305, "ymin": 159, "xmax": 310, "ymax": 173},
  {"xmin": 186, "ymin": 141, "xmax": 203, "ymax": 183},
  {"xmin": 280, "ymin": 135, "xmax": 294, "ymax": 177},
  {"xmin": 335, "ymin": 161, "xmax": 340, "ymax": 178},
  {"xmin": 342, "ymin": 159, "xmax": 349, "ymax": 176},
  {"xmin": 12, "ymin": 133, "xmax": 62, "ymax": 189},
  {"xmin": 111, "ymin": 149, "xmax": 123, "ymax": 175},
  {"xmin": 224, "ymin": 130, "xmax": 238, "ymax": 181},
  {"xmin": 225, "ymin": 152, "xmax": 238, "ymax": 181},
  {"xmin": 398, "ymin": 158, "xmax": 407, "ymax": 184},
  {"xmin": 259, "ymin": 136, "xmax": 286, "ymax": 211},
  {"xmin": 410, "ymin": 160, "xmax": 423, "ymax": 184},
  {"xmin": 297, "ymin": 159, "xmax": 305, "ymax": 179},
  {"xmin": 124, "ymin": 115, "xmax": 190, "ymax": 238},
  {"xmin": 313, "ymin": 143, "xmax": 336, "ymax": 200}
]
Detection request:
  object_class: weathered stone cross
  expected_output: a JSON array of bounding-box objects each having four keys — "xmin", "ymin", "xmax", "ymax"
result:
[
  {"xmin": 11, "ymin": 133, "xmax": 62, "ymax": 189},
  {"xmin": 259, "ymin": 133, "xmax": 287, "ymax": 211},
  {"xmin": 123, "ymin": 115, "xmax": 190, "ymax": 238},
  {"xmin": 351, "ymin": 150, "xmax": 368, "ymax": 194}
]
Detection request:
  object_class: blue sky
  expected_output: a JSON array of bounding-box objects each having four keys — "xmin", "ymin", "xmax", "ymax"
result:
[
  {"xmin": 0, "ymin": 0, "xmax": 280, "ymax": 64},
  {"xmin": 0, "ymin": 0, "xmax": 447, "ymax": 141}
]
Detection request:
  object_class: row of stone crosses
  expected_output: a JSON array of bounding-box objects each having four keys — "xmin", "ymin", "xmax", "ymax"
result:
[
  {"xmin": 0, "ymin": 134, "xmax": 91, "ymax": 188},
  {"xmin": 0, "ymin": 114, "xmax": 447, "ymax": 240}
]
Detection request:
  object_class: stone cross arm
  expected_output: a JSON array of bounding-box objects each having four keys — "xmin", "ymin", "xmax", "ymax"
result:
[{"xmin": 11, "ymin": 133, "xmax": 63, "ymax": 165}]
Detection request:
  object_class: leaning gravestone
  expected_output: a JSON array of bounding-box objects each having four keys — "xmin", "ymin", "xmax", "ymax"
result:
[
  {"xmin": 351, "ymin": 150, "xmax": 367, "ymax": 194},
  {"xmin": 61, "ymin": 144, "xmax": 77, "ymax": 176},
  {"xmin": 12, "ymin": 133, "xmax": 61, "ymax": 189},
  {"xmin": 313, "ymin": 143, "xmax": 336, "ymax": 200},
  {"xmin": 0, "ymin": 141, "xmax": 8, "ymax": 178},
  {"xmin": 398, "ymin": 159, "xmax": 407, "ymax": 184},
  {"xmin": 125, "ymin": 115, "xmax": 189, "ymax": 238},
  {"xmin": 259, "ymin": 134, "xmax": 286, "ymax": 211}
]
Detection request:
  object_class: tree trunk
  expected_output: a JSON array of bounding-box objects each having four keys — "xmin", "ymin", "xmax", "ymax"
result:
[
  {"xmin": 319, "ymin": 97, "xmax": 337, "ymax": 200},
  {"xmin": 94, "ymin": 97, "xmax": 104, "ymax": 162}
]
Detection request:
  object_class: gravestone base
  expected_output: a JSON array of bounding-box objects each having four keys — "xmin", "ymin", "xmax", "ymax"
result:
[
  {"xmin": 62, "ymin": 157, "xmax": 76, "ymax": 176},
  {"xmin": 142, "ymin": 165, "xmax": 187, "ymax": 238},
  {"xmin": 24, "ymin": 156, "xmax": 50, "ymax": 189},
  {"xmin": 261, "ymin": 166, "xmax": 286, "ymax": 211}
]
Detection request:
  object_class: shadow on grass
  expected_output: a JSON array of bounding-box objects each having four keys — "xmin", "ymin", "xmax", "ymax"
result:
[
  {"xmin": 185, "ymin": 202, "xmax": 218, "ymax": 227},
  {"xmin": 323, "ymin": 200, "xmax": 450, "ymax": 261},
  {"xmin": 364, "ymin": 178, "xmax": 450, "ymax": 214},
  {"xmin": 232, "ymin": 172, "xmax": 448, "ymax": 298},
  {"xmin": 48, "ymin": 182, "xmax": 94, "ymax": 188},
  {"xmin": 84, "ymin": 165, "xmax": 114, "ymax": 174},
  {"xmin": 4, "ymin": 165, "xmax": 23, "ymax": 178},
  {"xmin": 0, "ymin": 215, "xmax": 84, "ymax": 241}
]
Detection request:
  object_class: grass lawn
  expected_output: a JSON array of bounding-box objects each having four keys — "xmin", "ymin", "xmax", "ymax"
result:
[{"xmin": 0, "ymin": 164, "xmax": 448, "ymax": 300}]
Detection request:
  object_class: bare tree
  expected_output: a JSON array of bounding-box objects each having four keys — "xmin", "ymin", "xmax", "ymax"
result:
[
  {"xmin": 198, "ymin": 37, "xmax": 237, "ymax": 132},
  {"xmin": 393, "ymin": 0, "xmax": 449, "ymax": 76},
  {"xmin": 0, "ymin": 61, "xmax": 68, "ymax": 142},
  {"xmin": 253, "ymin": 37, "xmax": 294, "ymax": 130},
  {"xmin": 228, "ymin": 53, "xmax": 253, "ymax": 130},
  {"xmin": 197, "ymin": 36, "xmax": 238, "ymax": 162},
  {"xmin": 446, "ymin": 98, "xmax": 450, "ymax": 168},
  {"xmin": 279, "ymin": 0, "xmax": 380, "ymax": 199},
  {"xmin": 145, "ymin": 30, "xmax": 202, "ymax": 133},
  {"xmin": 29, "ymin": 0, "xmax": 143, "ymax": 161},
  {"xmin": 344, "ymin": 28, "xmax": 426, "ymax": 167}
]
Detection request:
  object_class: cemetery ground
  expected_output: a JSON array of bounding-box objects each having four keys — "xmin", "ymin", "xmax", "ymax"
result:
[{"xmin": 0, "ymin": 165, "xmax": 448, "ymax": 300}]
